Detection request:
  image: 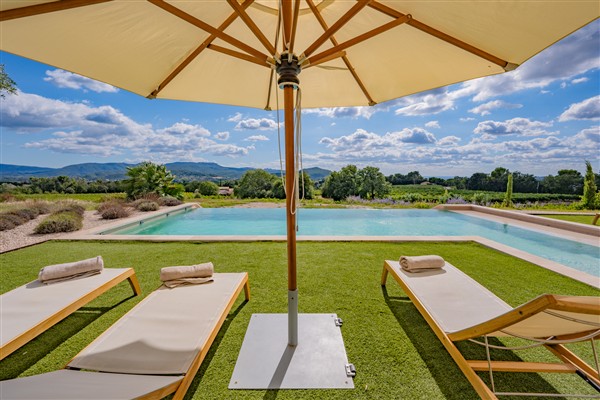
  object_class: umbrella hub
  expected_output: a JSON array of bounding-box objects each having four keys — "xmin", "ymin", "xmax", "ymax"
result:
[{"xmin": 276, "ymin": 53, "xmax": 301, "ymax": 89}]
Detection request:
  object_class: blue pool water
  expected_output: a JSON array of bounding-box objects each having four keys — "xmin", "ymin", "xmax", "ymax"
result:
[{"xmin": 110, "ymin": 208, "xmax": 600, "ymax": 277}]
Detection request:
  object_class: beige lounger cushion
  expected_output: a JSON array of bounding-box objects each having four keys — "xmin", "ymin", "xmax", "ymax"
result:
[
  {"xmin": 0, "ymin": 370, "xmax": 182, "ymax": 399},
  {"xmin": 1, "ymin": 268, "xmax": 133, "ymax": 350},
  {"xmin": 386, "ymin": 261, "xmax": 600, "ymax": 338},
  {"xmin": 68, "ymin": 272, "xmax": 245, "ymax": 374},
  {"xmin": 385, "ymin": 261, "xmax": 511, "ymax": 333}
]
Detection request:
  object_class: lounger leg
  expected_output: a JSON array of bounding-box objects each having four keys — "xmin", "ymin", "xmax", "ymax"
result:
[
  {"xmin": 127, "ymin": 272, "xmax": 142, "ymax": 296},
  {"xmin": 381, "ymin": 263, "xmax": 389, "ymax": 286},
  {"xmin": 547, "ymin": 343, "xmax": 600, "ymax": 387},
  {"xmin": 243, "ymin": 277, "xmax": 251, "ymax": 301}
]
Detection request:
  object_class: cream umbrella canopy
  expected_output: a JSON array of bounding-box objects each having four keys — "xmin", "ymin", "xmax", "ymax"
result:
[{"xmin": 1, "ymin": 0, "xmax": 598, "ymax": 390}]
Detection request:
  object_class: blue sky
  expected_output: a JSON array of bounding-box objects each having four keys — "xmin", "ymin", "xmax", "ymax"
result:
[{"xmin": 1, "ymin": 20, "xmax": 598, "ymax": 177}]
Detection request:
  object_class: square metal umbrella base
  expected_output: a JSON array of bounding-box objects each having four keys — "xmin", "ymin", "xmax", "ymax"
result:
[{"xmin": 229, "ymin": 313, "xmax": 354, "ymax": 389}]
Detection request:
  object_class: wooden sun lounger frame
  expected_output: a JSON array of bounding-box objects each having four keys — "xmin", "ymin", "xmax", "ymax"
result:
[
  {"xmin": 0, "ymin": 268, "xmax": 141, "ymax": 361},
  {"xmin": 148, "ymin": 273, "xmax": 251, "ymax": 400},
  {"xmin": 381, "ymin": 260, "xmax": 600, "ymax": 399},
  {"xmin": 64, "ymin": 272, "xmax": 251, "ymax": 400}
]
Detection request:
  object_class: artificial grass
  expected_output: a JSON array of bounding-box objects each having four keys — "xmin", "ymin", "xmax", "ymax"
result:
[
  {"xmin": 541, "ymin": 214, "xmax": 599, "ymax": 226},
  {"xmin": 1, "ymin": 240, "xmax": 598, "ymax": 399}
]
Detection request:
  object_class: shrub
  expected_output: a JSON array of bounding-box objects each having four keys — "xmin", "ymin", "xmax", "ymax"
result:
[
  {"xmin": 34, "ymin": 211, "xmax": 83, "ymax": 234},
  {"xmin": 0, "ymin": 215, "xmax": 20, "ymax": 231},
  {"xmin": 471, "ymin": 192, "xmax": 488, "ymax": 205},
  {"xmin": 5, "ymin": 208, "xmax": 38, "ymax": 221},
  {"xmin": 158, "ymin": 196, "xmax": 183, "ymax": 206},
  {"xmin": 54, "ymin": 202, "xmax": 86, "ymax": 217},
  {"xmin": 129, "ymin": 193, "xmax": 161, "ymax": 209},
  {"xmin": 29, "ymin": 201, "xmax": 52, "ymax": 215},
  {"xmin": 97, "ymin": 199, "xmax": 127, "ymax": 214},
  {"xmin": 136, "ymin": 201, "xmax": 159, "ymax": 212},
  {"xmin": 100, "ymin": 205, "xmax": 130, "ymax": 219}
]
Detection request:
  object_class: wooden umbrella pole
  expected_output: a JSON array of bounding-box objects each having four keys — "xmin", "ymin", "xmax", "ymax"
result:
[{"xmin": 284, "ymin": 84, "xmax": 298, "ymax": 346}]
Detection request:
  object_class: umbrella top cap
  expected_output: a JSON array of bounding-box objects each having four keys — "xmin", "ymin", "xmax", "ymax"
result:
[{"xmin": 276, "ymin": 53, "xmax": 301, "ymax": 89}]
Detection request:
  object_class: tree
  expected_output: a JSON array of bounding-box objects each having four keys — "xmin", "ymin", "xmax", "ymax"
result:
[
  {"xmin": 321, "ymin": 165, "xmax": 359, "ymax": 201},
  {"xmin": 512, "ymin": 171, "xmax": 538, "ymax": 193},
  {"xmin": 502, "ymin": 173, "xmax": 514, "ymax": 207},
  {"xmin": 124, "ymin": 161, "xmax": 183, "ymax": 199},
  {"xmin": 234, "ymin": 169, "xmax": 276, "ymax": 199},
  {"xmin": 581, "ymin": 160, "xmax": 598, "ymax": 209},
  {"xmin": 467, "ymin": 172, "xmax": 488, "ymax": 190},
  {"xmin": 406, "ymin": 171, "xmax": 425, "ymax": 185},
  {"xmin": 489, "ymin": 167, "xmax": 510, "ymax": 191},
  {"xmin": 272, "ymin": 171, "xmax": 314, "ymax": 200},
  {"xmin": 197, "ymin": 181, "xmax": 219, "ymax": 196},
  {"xmin": 358, "ymin": 166, "xmax": 390, "ymax": 199},
  {"xmin": 0, "ymin": 64, "xmax": 16, "ymax": 98}
]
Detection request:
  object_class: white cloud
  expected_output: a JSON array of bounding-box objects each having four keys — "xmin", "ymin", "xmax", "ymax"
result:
[
  {"xmin": 215, "ymin": 131, "xmax": 230, "ymax": 140},
  {"xmin": 234, "ymin": 117, "xmax": 279, "ymax": 130},
  {"xmin": 394, "ymin": 88, "xmax": 456, "ymax": 116},
  {"xmin": 571, "ymin": 77, "xmax": 589, "ymax": 85},
  {"xmin": 460, "ymin": 117, "xmax": 475, "ymax": 122},
  {"xmin": 319, "ymin": 127, "xmax": 437, "ymax": 153},
  {"xmin": 574, "ymin": 126, "xmax": 600, "ymax": 143},
  {"xmin": 228, "ymin": 113, "xmax": 243, "ymax": 122},
  {"xmin": 245, "ymin": 135, "xmax": 269, "ymax": 142},
  {"xmin": 303, "ymin": 106, "xmax": 379, "ymax": 119},
  {"xmin": 558, "ymin": 95, "xmax": 600, "ymax": 121},
  {"xmin": 44, "ymin": 69, "xmax": 118, "ymax": 93},
  {"xmin": 437, "ymin": 136, "xmax": 461, "ymax": 146},
  {"xmin": 474, "ymin": 118, "xmax": 557, "ymax": 139},
  {"xmin": 468, "ymin": 100, "xmax": 522, "ymax": 116},
  {"xmin": 425, "ymin": 121, "xmax": 440, "ymax": 129},
  {"xmin": 2, "ymin": 91, "xmax": 249, "ymax": 160}
]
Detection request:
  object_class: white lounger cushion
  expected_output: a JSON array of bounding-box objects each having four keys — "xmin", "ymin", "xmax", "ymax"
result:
[
  {"xmin": 68, "ymin": 272, "xmax": 245, "ymax": 375},
  {"xmin": 1, "ymin": 268, "xmax": 132, "ymax": 350},
  {"xmin": 0, "ymin": 370, "xmax": 182, "ymax": 399},
  {"xmin": 385, "ymin": 261, "xmax": 511, "ymax": 333}
]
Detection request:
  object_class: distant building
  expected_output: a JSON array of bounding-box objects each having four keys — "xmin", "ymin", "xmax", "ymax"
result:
[{"xmin": 218, "ymin": 187, "xmax": 233, "ymax": 196}]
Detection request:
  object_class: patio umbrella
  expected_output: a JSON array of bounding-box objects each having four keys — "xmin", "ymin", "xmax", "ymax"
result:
[{"xmin": 2, "ymin": 0, "xmax": 598, "ymax": 390}]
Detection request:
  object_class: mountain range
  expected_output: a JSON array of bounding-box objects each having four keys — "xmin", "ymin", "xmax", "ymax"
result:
[{"xmin": 0, "ymin": 162, "xmax": 332, "ymax": 182}]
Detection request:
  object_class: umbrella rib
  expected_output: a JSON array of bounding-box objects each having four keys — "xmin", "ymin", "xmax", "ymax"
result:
[
  {"xmin": 0, "ymin": 0, "xmax": 111, "ymax": 22},
  {"xmin": 305, "ymin": 0, "xmax": 376, "ymax": 106},
  {"xmin": 304, "ymin": 13, "xmax": 411, "ymax": 69},
  {"xmin": 281, "ymin": 0, "xmax": 293, "ymax": 51},
  {"xmin": 148, "ymin": 0, "xmax": 255, "ymax": 98},
  {"xmin": 368, "ymin": 1, "xmax": 509, "ymax": 69},
  {"xmin": 147, "ymin": 0, "xmax": 269, "ymax": 62},
  {"xmin": 207, "ymin": 44, "xmax": 272, "ymax": 68},
  {"xmin": 288, "ymin": 0, "xmax": 301, "ymax": 56},
  {"xmin": 302, "ymin": 0, "xmax": 371, "ymax": 59},
  {"xmin": 227, "ymin": 0, "xmax": 276, "ymax": 55}
]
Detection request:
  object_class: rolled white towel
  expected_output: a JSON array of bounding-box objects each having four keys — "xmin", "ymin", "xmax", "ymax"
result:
[
  {"xmin": 160, "ymin": 262, "xmax": 214, "ymax": 288},
  {"xmin": 38, "ymin": 256, "xmax": 104, "ymax": 284},
  {"xmin": 399, "ymin": 255, "xmax": 445, "ymax": 272}
]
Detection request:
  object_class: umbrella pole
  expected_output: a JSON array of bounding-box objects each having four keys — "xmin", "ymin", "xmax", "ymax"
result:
[{"xmin": 284, "ymin": 84, "xmax": 298, "ymax": 347}]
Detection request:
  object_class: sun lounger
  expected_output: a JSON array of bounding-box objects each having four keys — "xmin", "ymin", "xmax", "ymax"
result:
[
  {"xmin": 0, "ymin": 272, "xmax": 250, "ymax": 400},
  {"xmin": 1, "ymin": 267, "xmax": 140, "ymax": 360},
  {"xmin": 381, "ymin": 259, "xmax": 600, "ymax": 399}
]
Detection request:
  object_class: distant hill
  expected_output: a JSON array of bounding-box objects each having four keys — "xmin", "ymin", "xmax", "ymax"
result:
[{"xmin": 0, "ymin": 162, "xmax": 331, "ymax": 182}]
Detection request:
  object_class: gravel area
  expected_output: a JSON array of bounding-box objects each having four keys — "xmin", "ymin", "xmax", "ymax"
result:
[
  {"xmin": 0, "ymin": 201, "xmax": 282, "ymax": 253},
  {"xmin": 0, "ymin": 209, "xmax": 144, "ymax": 253}
]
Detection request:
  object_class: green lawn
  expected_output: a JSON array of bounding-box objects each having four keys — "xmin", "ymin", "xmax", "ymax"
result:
[
  {"xmin": 541, "ymin": 214, "xmax": 599, "ymax": 226},
  {"xmin": 1, "ymin": 241, "xmax": 598, "ymax": 399}
]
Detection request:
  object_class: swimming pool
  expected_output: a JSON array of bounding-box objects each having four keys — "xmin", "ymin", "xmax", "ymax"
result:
[{"xmin": 109, "ymin": 208, "xmax": 600, "ymax": 277}]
